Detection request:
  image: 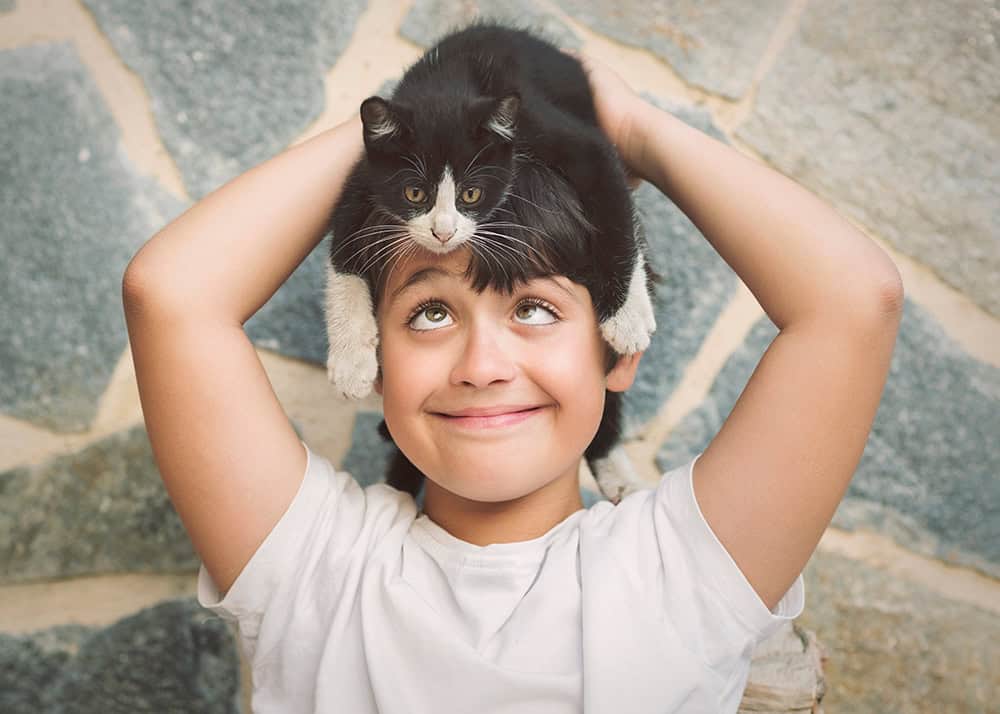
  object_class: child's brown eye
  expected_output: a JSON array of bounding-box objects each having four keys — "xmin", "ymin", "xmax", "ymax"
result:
[
  {"xmin": 404, "ymin": 186, "xmax": 427, "ymax": 203},
  {"xmin": 514, "ymin": 299, "xmax": 560, "ymax": 325},
  {"xmin": 460, "ymin": 187, "xmax": 482, "ymax": 204},
  {"xmin": 407, "ymin": 301, "xmax": 453, "ymax": 331}
]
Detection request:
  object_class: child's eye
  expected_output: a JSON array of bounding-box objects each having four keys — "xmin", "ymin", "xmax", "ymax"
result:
[
  {"xmin": 513, "ymin": 298, "xmax": 560, "ymax": 325},
  {"xmin": 405, "ymin": 298, "xmax": 561, "ymax": 332},
  {"xmin": 407, "ymin": 301, "xmax": 453, "ymax": 331}
]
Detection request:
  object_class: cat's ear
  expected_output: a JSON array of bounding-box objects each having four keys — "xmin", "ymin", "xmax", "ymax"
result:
[
  {"xmin": 469, "ymin": 93, "xmax": 520, "ymax": 143},
  {"xmin": 360, "ymin": 96, "xmax": 413, "ymax": 153}
]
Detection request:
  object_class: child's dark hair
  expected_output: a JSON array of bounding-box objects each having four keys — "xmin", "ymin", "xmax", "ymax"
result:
[{"xmin": 357, "ymin": 158, "xmax": 661, "ymax": 498}]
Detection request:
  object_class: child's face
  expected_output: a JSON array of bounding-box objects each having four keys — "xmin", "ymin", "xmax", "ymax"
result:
[{"xmin": 373, "ymin": 245, "xmax": 641, "ymax": 504}]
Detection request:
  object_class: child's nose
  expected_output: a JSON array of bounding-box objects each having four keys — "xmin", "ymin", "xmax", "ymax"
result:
[{"xmin": 448, "ymin": 321, "xmax": 517, "ymax": 388}]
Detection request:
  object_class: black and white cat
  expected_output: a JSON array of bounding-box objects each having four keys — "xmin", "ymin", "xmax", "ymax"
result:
[{"xmin": 323, "ymin": 20, "xmax": 657, "ymax": 503}]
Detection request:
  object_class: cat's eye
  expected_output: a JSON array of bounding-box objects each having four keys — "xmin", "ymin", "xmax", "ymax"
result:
[
  {"xmin": 404, "ymin": 186, "xmax": 427, "ymax": 203},
  {"xmin": 460, "ymin": 187, "xmax": 482, "ymax": 204}
]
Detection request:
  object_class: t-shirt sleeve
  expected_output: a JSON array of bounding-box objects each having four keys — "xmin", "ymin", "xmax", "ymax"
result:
[
  {"xmin": 654, "ymin": 452, "xmax": 805, "ymax": 646},
  {"xmin": 196, "ymin": 439, "xmax": 415, "ymax": 661}
]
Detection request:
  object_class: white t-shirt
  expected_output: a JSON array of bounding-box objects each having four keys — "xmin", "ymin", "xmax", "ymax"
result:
[{"xmin": 199, "ymin": 440, "xmax": 805, "ymax": 713}]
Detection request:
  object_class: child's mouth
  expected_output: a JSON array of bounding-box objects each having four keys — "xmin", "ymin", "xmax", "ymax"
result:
[{"xmin": 434, "ymin": 406, "xmax": 546, "ymax": 430}]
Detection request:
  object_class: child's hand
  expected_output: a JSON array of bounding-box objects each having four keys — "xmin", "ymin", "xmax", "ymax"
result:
[{"xmin": 563, "ymin": 49, "xmax": 650, "ymax": 189}]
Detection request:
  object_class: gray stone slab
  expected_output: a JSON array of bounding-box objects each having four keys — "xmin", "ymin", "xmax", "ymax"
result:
[
  {"xmin": 657, "ymin": 298, "xmax": 1000, "ymax": 577},
  {"xmin": 82, "ymin": 0, "xmax": 367, "ymax": 201},
  {"xmin": 0, "ymin": 42, "xmax": 186, "ymax": 433},
  {"xmin": 797, "ymin": 549, "xmax": 1000, "ymax": 713},
  {"xmin": 0, "ymin": 624, "xmax": 89, "ymax": 713},
  {"xmin": 0, "ymin": 598, "xmax": 240, "ymax": 713},
  {"xmin": 400, "ymin": 1, "xmax": 581, "ymax": 50},
  {"xmin": 0, "ymin": 425, "xmax": 197, "ymax": 584},
  {"xmin": 0, "ymin": 0, "xmax": 15, "ymax": 14},
  {"xmin": 550, "ymin": 0, "xmax": 789, "ymax": 100},
  {"xmin": 737, "ymin": 0, "xmax": 1000, "ymax": 317}
]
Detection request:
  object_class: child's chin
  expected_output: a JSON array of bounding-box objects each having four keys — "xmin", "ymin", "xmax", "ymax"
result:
[{"xmin": 438, "ymin": 478, "xmax": 534, "ymax": 504}]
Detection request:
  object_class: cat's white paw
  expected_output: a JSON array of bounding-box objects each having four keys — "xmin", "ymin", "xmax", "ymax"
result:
[
  {"xmin": 327, "ymin": 347, "xmax": 378, "ymax": 400},
  {"xmin": 324, "ymin": 267, "xmax": 379, "ymax": 400},
  {"xmin": 600, "ymin": 252, "xmax": 656, "ymax": 354},
  {"xmin": 590, "ymin": 446, "xmax": 645, "ymax": 505}
]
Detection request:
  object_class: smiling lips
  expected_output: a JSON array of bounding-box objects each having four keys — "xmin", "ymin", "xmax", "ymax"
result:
[{"xmin": 434, "ymin": 404, "xmax": 547, "ymax": 429}]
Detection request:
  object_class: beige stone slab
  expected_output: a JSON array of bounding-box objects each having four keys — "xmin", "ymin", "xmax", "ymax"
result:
[{"xmin": 0, "ymin": 572, "xmax": 197, "ymax": 634}]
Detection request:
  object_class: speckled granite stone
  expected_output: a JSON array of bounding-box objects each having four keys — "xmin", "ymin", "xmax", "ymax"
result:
[
  {"xmin": 0, "ymin": 42, "xmax": 185, "ymax": 432},
  {"xmin": 400, "ymin": 0, "xmax": 582, "ymax": 51},
  {"xmin": 737, "ymin": 0, "xmax": 1000, "ymax": 318},
  {"xmin": 0, "ymin": 426, "xmax": 196, "ymax": 584},
  {"xmin": 81, "ymin": 0, "xmax": 368, "ymax": 201},
  {"xmin": 799, "ymin": 549, "xmax": 1000, "ymax": 713},
  {"xmin": 549, "ymin": 0, "xmax": 789, "ymax": 99},
  {"xmin": 0, "ymin": 599, "xmax": 239, "ymax": 714}
]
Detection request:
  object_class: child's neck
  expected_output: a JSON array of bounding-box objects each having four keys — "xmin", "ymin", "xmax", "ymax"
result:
[{"xmin": 419, "ymin": 463, "xmax": 585, "ymax": 546}]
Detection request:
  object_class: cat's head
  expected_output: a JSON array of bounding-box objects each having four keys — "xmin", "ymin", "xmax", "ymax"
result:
[{"xmin": 358, "ymin": 92, "xmax": 521, "ymax": 255}]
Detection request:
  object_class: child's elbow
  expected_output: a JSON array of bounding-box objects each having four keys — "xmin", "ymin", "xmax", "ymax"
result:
[{"xmin": 874, "ymin": 269, "xmax": 905, "ymax": 318}]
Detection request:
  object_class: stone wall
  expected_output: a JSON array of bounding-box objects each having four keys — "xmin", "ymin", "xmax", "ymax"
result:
[{"xmin": 1, "ymin": 0, "xmax": 997, "ymax": 711}]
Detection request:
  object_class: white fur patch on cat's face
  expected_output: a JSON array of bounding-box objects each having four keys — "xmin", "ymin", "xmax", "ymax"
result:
[{"xmin": 407, "ymin": 165, "xmax": 477, "ymax": 254}]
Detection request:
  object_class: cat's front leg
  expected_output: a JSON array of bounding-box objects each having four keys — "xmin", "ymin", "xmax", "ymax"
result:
[
  {"xmin": 599, "ymin": 246, "xmax": 656, "ymax": 355},
  {"xmin": 324, "ymin": 264, "xmax": 379, "ymax": 400}
]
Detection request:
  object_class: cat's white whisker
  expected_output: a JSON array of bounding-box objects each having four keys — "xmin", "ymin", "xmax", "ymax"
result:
[
  {"xmin": 357, "ymin": 236, "xmax": 413, "ymax": 276},
  {"xmin": 468, "ymin": 237, "xmax": 511, "ymax": 287},
  {"xmin": 465, "ymin": 172, "xmax": 512, "ymax": 187},
  {"xmin": 478, "ymin": 221, "xmax": 553, "ymax": 240},
  {"xmin": 463, "ymin": 143, "xmax": 493, "ymax": 176},
  {"xmin": 378, "ymin": 239, "xmax": 420, "ymax": 291},
  {"xmin": 381, "ymin": 240, "xmax": 419, "ymax": 293},
  {"xmin": 382, "ymin": 167, "xmax": 423, "ymax": 184},
  {"xmin": 331, "ymin": 225, "xmax": 406, "ymax": 257},
  {"xmin": 472, "ymin": 229, "xmax": 549, "ymax": 263},
  {"xmin": 503, "ymin": 191, "xmax": 560, "ymax": 215},
  {"xmin": 340, "ymin": 232, "xmax": 410, "ymax": 268},
  {"xmin": 490, "ymin": 205, "xmax": 518, "ymax": 219},
  {"xmin": 401, "ymin": 154, "xmax": 426, "ymax": 180},
  {"xmin": 473, "ymin": 235, "xmax": 534, "ymax": 270},
  {"xmin": 470, "ymin": 236, "xmax": 518, "ymax": 285}
]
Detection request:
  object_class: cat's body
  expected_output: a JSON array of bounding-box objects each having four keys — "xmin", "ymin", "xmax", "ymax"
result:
[{"xmin": 324, "ymin": 21, "xmax": 657, "ymax": 503}]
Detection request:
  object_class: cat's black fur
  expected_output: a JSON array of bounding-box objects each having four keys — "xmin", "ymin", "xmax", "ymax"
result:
[
  {"xmin": 332, "ymin": 20, "xmax": 637, "ymax": 320},
  {"xmin": 325, "ymin": 19, "xmax": 656, "ymax": 500}
]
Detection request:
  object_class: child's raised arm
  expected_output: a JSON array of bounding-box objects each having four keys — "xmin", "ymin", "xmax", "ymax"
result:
[
  {"xmin": 122, "ymin": 115, "xmax": 364, "ymax": 595},
  {"xmin": 575, "ymin": 52, "xmax": 904, "ymax": 610}
]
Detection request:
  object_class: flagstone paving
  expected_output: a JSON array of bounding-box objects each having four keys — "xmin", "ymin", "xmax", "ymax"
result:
[{"xmin": 1, "ymin": 0, "xmax": 997, "ymax": 710}]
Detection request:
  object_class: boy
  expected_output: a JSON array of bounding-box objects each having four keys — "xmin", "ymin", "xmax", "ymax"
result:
[{"xmin": 122, "ymin": 52, "xmax": 902, "ymax": 712}]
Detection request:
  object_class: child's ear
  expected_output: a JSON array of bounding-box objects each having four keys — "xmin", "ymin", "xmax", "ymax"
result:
[{"xmin": 606, "ymin": 351, "xmax": 643, "ymax": 392}]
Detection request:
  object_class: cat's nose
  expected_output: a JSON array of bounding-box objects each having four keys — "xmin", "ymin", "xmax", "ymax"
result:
[{"xmin": 432, "ymin": 227, "xmax": 455, "ymax": 243}]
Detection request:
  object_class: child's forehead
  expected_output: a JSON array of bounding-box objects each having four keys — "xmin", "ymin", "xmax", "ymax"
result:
[{"xmin": 382, "ymin": 248, "xmax": 584, "ymax": 305}]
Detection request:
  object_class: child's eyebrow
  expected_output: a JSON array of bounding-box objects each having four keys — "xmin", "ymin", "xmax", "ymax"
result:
[
  {"xmin": 389, "ymin": 267, "xmax": 463, "ymax": 304},
  {"xmin": 389, "ymin": 268, "xmax": 579, "ymax": 304}
]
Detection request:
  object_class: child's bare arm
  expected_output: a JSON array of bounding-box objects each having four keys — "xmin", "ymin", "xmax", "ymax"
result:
[
  {"xmin": 576, "ymin": 52, "xmax": 903, "ymax": 610},
  {"xmin": 122, "ymin": 115, "xmax": 364, "ymax": 595}
]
